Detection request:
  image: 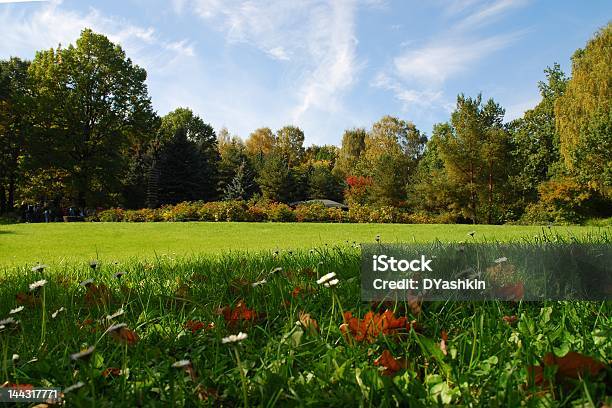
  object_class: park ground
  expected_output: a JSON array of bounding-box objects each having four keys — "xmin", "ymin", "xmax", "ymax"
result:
[{"xmin": 0, "ymin": 222, "xmax": 607, "ymax": 267}]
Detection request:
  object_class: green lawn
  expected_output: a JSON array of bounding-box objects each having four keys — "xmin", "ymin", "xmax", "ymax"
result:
[{"xmin": 0, "ymin": 222, "xmax": 607, "ymax": 266}]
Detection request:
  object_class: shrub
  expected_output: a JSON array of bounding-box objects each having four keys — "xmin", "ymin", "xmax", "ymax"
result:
[
  {"xmin": 294, "ymin": 203, "xmax": 328, "ymax": 222},
  {"xmin": 98, "ymin": 208, "xmax": 125, "ymax": 222},
  {"xmin": 266, "ymin": 202, "xmax": 295, "ymax": 222}
]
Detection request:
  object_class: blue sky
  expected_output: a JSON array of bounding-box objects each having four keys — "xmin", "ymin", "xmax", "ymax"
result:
[{"xmin": 0, "ymin": 0, "xmax": 610, "ymax": 146}]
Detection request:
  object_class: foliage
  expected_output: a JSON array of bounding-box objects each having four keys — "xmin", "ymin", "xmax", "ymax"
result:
[{"xmin": 0, "ymin": 236, "xmax": 609, "ymax": 406}]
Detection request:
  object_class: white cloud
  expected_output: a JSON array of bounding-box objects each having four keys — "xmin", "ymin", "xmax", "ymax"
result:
[
  {"xmin": 178, "ymin": 0, "xmax": 360, "ymax": 124},
  {"xmin": 393, "ymin": 32, "xmax": 520, "ymax": 85},
  {"xmin": 456, "ymin": 0, "xmax": 529, "ymax": 30},
  {"xmin": 0, "ymin": 0, "xmax": 194, "ymax": 75}
]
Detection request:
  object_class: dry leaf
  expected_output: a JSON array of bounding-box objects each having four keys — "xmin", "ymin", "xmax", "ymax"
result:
[
  {"xmin": 374, "ymin": 349, "xmax": 407, "ymax": 376},
  {"xmin": 298, "ymin": 312, "xmax": 319, "ymax": 334}
]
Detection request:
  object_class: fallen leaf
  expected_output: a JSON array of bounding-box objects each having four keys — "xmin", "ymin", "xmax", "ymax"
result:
[
  {"xmin": 527, "ymin": 351, "xmax": 606, "ymax": 386},
  {"xmin": 184, "ymin": 320, "xmax": 215, "ymax": 334},
  {"xmin": 298, "ymin": 312, "xmax": 319, "ymax": 334},
  {"xmin": 341, "ymin": 310, "xmax": 415, "ymax": 343},
  {"xmin": 494, "ymin": 282, "xmax": 524, "ymax": 301},
  {"xmin": 101, "ymin": 367, "xmax": 122, "ymax": 378},
  {"xmin": 111, "ymin": 327, "xmax": 139, "ymax": 345},
  {"xmin": 217, "ymin": 300, "xmax": 259, "ymax": 327},
  {"xmin": 84, "ymin": 284, "xmax": 112, "ymax": 307},
  {"xmin": 374, "ymin": 349, "xmax": 407, "ymax": 376},
  {"xmin": 440, "ymin": 330, "xmax": 448, "ymax": 356},
  {"xmin": 502, "ymin": 315, "xmax": 518, "ymax": 325}
]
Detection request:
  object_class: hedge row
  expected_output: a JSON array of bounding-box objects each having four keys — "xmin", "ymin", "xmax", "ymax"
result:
[{"xmin": 89, "ymin": 201, "xmax": 457, "ymax": 224}]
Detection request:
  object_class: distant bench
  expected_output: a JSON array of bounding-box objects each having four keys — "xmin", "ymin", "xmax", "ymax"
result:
[{"xmin": 63, "ymin": 216, "xmax": 85, "ymax": 222}]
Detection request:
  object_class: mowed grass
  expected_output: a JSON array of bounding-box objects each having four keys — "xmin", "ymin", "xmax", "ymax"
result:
[
  {"xmin": 0, "ymin": 222, "xmax": 607, "ymax": 266},
  {"xmin": 0, "ymin": 239, "xmax": 610, "ymax": 407}
]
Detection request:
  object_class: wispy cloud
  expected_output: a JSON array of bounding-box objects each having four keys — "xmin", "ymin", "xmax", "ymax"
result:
[
  {"xmin": 0, "ymin": 0, "xmax": 195, "ymax": 74},
  {"xmin": 372, "ymin": 0, "xmax": 529, "ymax": 121},
  {"xmin": 0, "ymin": 0, "xmax": 47, "ymax": 4},
  {"xmin": 176, "ymin": 0, "xmax": 361, "ymax": 125}
]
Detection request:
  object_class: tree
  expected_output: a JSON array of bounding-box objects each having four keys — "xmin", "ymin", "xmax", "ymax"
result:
[
  {"xmin": 362, "ymin": 116, "xmax": 426, "ymax": 206},
  {"xmin": 223, "ymin": 159, "xmax": 255, "ymax": 201},
  {"xmin": 307, "ymin": 162, "xmax": 343, "ymax": 201},
  {"xmin": 275, "ymin": 125, "xmax": 305, "ymax": 167},
  {"xmin": 508, "ymin": 64, "xmax": 567, "ymax": 211},
  {"xmin": 437, "ymin": 95, "xmax": 511, "ymax": 223},
  {"xmin": 555, "ymin": 23, "xmax": 611, "ymax": 197},
  {"xmin": 0, "ymin": 58, "xmax": 29, "ymax": 213},
  {"xmin": 150, "ymin": 108, "xmax": 219, "ymax": 205},
  {"xmin": 333, "ymin": 128, "xmax": 366, "ymax": 178},
  {"xmin": 245, "ymin": 127, "xmax": 275, "ymax": 157},
  {"xmin": 27, "ymin": 28, "xmax": 157, "ymax": 208},
  {"xmin": 257, "ymin": 153, "xmax": 294, "ymax": 202}
]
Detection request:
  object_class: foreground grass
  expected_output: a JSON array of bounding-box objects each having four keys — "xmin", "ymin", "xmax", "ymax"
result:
[
  {"xmin": 0, "ymin": 236, "xmax": 610, "ymax": 406},
  {"xmin": 0, "ymin": 222, "xmax": 607, "ymax": 266}
]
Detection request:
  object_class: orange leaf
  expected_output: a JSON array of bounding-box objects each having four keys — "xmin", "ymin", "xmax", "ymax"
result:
[
  {"xmin": 527, "ymin": 351, "xmax": 606, "ymax": 386},
  {"xmin": 374, "ymin": 349, "xmax": 407, "ymax": 376},
  {"xmin": 502, "ymin": 315, "xmax": 518, "ymax": 325},
  {"xmin": 341, "ymin": 310, "xmax": 415, "ymax": 343},
  {"xmin": 217, "ymin": 300, "xmax": 260, "ymax": 327},
  {"xmin": 440, "ymin": 330, "xmax": 448, "ymax": 356},
  {"xmin": 184, "ymin": 320, "xmax": 214, "ymax": 334},
  {"xmin": 102, "ymin": 367, "xmax": 122, "ymax": 378},
  {"xmin": 494, "ymin": 282, "xmax": 524, "ymax": 301},
  {"xmin": 111, "ymin": 327, "xmax": 139, "ymax": 345},
  {"xmin": 299, "ymin": 312, "xmax": 319, "ymax": 334}
]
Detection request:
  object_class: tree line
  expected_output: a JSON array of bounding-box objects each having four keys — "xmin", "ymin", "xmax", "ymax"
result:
[{"xmin": 1, "ymin": 25, "xmax": 610, "ymax": 224}]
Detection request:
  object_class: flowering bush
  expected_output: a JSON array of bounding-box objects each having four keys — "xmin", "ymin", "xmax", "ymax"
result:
[{"xmin": 91, "ymin": 200, "xmax": 462, "ymax": 224}]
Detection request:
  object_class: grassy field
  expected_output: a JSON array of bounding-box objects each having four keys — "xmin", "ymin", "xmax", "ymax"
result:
[
  {"xmin": 0, "ymin": 222, "xmax": 607, "ymax": 266},
  {"xmin": 0, "ymin": 240, "xmax": 610, "ymax": 406}
]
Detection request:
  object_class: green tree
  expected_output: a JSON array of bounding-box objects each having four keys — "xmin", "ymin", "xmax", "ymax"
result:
[
  {"xmin": 275, "ymin": 125, "xmax": 305, "ymax": 167},
  {"xmin": 555, "ymin": 23, "xmax": 611, "ymax": 197},
  {"xmin": 149, "ymin": 108, "xmax": 219, "ymax": 206},
  {"xmin": 508, "ymin": 64, "xmax": 567, "ymax": 211},
  {"xmin": 0, "ymin": 57, "xmax": 29, "ymax": 213},
  {"xmin": 257, "ymin": 153, "xmax": 294, "ymax": 202},
  {"xmin": 307, "ymin": 162, "xmax": 343, "ymax": 201},
  {"xmin": 437, "ymin": 95, "xmax": 511, "ymax": 223},
  {"xmin": 27, "ymin": 28, "xmax": 157, "ymax": 208},
  {"xmin": 363, "ymin": 116, "xmax": 426, "ymax": 206},
  {"xmin": 333, "ymin": 128, "xmax": 367, "ymax": 178}
]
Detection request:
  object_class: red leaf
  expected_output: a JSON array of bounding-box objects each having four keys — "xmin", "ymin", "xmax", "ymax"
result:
[{"xmin": 374, "ymin": 350, "xmax": 407, "ymax": 376}]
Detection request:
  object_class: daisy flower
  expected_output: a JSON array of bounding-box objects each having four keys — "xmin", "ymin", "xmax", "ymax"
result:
[
  {"xmin": 105, "ymin": 308, "xmax": 124, "ymax": 321},
  {"xmin": 64, "ymin": 381, "xmax": 85, "ymax": 393},
  {"xmin": 29, "ymin": 280, "xmax": 47, "ymax": 291},
  {"xmin": 51, "ymin": 307, "xmax": 66, "ymax": 319},
  {"xmin": 70, "ymin": 346, "xmax": 95, "ymax": 361},
  {"xmin": 12, "ymin": 354, "xmax": 19, "ymax": 362},
  {"xmin": 113, "ymin": 271, "xmax": 127, "ymax": 279},
  {"xmin": 31, "ymin": 264, "xmax": 47, "ymax": 273},
  {"xmin": 316, "ymin": 272, "xmax": 336, "ymax": 285},
  {"xmin": 171, "ymin": 360, "xmax": 192, "ymax": 368},
  {"xmin": 222, "ymin": 332, "xmax": 247, "ymax": 344},
  {"xmin": 9, "ymin": 306, "xmax": 24, "ymax": 315},
  {"xmin": 251, "ymin": 279, "xmax": 267, "ymax": 288},
  {"xmin": 89, "ymin": 260, "xmax": 99, "ymax": 270},
  {"xmin": 323, "ymin": 278, "xmax": 339, "ymax": 288},
  {"xmin": 79, "ymin": 278, "xmax": 94, "ymax": 287},
  {"xmin": 494, "ymin": 257, "xmax": 508, "ymax": 264},
  {"xmin": 106, "ymin": 323, "xmax": 127, "ymax": 334},
  {"xmin": 0, "ymin": 317, "xmax": 16, "ymax": 326}
]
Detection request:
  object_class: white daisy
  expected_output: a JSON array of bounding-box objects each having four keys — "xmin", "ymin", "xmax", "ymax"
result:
[
  {"xmin": 316, "ymin": 272, "xmax": 336, "ymax": 285},
  {"xmin": 106, "ymin": 323, "xmax": 127, "ymax": 333},
  {"xmin": 494, "ymin": 257, "xmax": 508, "ymax": 264},
  {"xmin": 29, "ymin": 280, "xmax": 47, "ymax": 291},
  {"xmin": 79, "ymin": 278, "xmax": 94, "ymax": 287},
  {"xmin": 51, "ymin": 307, "xmax": 66, "ymax": 319},
  {"xmin": 12, "ymin": 354, "xmax": 19, "ymax": 362},
  {"xmin": 0, "ymin": 317, "xmax": 15, "ymax": 325},
  {"xmin": 31, "ymin": 264, "xmax": 47, "ymax": 273},
  {"xmin": 64, "ymin": 381, "xmax": 85, "ymax": 393},
  {"xmin": 251, "ymin": 279, "xmax": 267, "ymax": 287},
  {"xmin": 9, "ymin": 306, "xmax": 24, "ymax": 315},
  {"xmin": 70, "ymin": 346, "xmax": 95, "ymax": 361},
  {"xmin": 222, "ymin": 332, "xmax": 248, "ymax": 344},
  {"xmin": 113, "ymin": 271, "xmax": 127, "ymax": 279},
  {"xmin": 323, "ymin": 278, "xmax": 339, "ymax": 288},
  {"xmin": 105, "ymin": 308, "xmax": 124, "ymax": 321},
  {"xmin": 171, "ymin": 359, "xmax": 192, "ymax": 368}
]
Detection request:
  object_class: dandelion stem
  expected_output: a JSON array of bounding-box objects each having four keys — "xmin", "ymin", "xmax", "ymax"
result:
[
  {"xmin": 39, "ymin": 286, "xmax": 46, "ymax": 350},
  {"xmin": 234, "ymin": 347, "xmax": 248, "ymax": 408}
]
